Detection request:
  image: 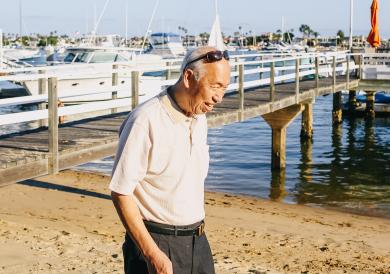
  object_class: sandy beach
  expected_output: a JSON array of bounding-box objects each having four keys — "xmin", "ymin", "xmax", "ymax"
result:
[{"xmin": 0, "ymin": 170, "xmax": 389, "ymax": 274}]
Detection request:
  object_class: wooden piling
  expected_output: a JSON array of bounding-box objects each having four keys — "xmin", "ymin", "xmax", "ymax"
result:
[
  {"xmin": 332, "ymin": 91, "xmax": 342, "ymax": 124},
  {"xmin": 48, "ymin": 77, "xmax": 59, "ymax": 174},
  {"xmin": 365, "ymin": 91, "xmax": 375, "ymax": 118},
  {"xmin": 300, "ymin": 103, "xmax": 313, "ymax": 140},
  {"xmin": 348, "ymin": 90, "xmax": 357, "ymax": 114},
  {"xmin": 270, "ymin": 169, "xmax": 287, "ymax": 201}
]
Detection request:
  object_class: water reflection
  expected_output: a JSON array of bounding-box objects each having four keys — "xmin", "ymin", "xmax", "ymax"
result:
[
  {"xmin": 269, "ymin": 169, "xmax": 287, "ymax": 202},
  {"xmin": 293, "ymin": 117, "xmax": 390, "ymax": 217}
]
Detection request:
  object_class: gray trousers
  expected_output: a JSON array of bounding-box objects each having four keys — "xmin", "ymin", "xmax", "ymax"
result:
[{"xmin": 122, "ymin": 230, "xmax": 215, "ymax": 274}]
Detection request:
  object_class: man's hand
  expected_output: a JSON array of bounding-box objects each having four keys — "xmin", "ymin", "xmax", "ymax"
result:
[
  {"xmin": 111, "ymin": 192, "xmax": 173, "ymax": 273},
  {"xmin": 146, "ymin": 248, "xmax": 173, "ymax": 274}
]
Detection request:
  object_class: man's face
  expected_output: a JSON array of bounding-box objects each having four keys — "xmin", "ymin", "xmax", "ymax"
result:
[{"xmin": 188, "ymin": 60, "xmax": 231, "ymax": 115}]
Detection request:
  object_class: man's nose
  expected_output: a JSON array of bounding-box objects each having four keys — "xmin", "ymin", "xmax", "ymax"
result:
[{"xmin": 212, "ymin": 93, "xmax": 224, "ymax": 104}]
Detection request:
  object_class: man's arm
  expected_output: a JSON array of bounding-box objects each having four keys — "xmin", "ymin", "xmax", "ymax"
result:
[{"xmin": 111, "ymin": 191, "xmax": 172, "ymax": 274}]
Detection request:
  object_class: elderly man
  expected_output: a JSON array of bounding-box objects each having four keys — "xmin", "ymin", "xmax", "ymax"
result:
[{"xmin": 110, "ymin": 46, "xmax": 231, "ymax": 274}]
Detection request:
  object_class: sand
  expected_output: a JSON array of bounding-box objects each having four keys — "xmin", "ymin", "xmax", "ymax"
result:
[{"xmin": 0, "ymin": 170, "xmax": 389, "ymax": 274}]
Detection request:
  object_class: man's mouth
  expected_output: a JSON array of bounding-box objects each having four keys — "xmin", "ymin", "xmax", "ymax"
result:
[{"xmin": 205, "ymin": 102, "xmax": 214, "ymax": 111}]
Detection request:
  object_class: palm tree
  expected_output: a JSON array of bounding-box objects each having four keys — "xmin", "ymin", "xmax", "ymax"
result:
[{"xmin": 336, "ymin": 30, "xmax": 345, "ymax": 45}]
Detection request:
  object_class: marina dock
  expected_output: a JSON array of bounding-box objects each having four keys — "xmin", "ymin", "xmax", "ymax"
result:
[{"xmin": 0, "ymin": 52, "xmax": 389, "ymax": 186}]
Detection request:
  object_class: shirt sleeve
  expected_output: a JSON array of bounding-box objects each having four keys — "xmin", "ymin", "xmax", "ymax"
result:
[{"xmin": 109, "ymin": 119, "xmax": 151, "ymax": 195}]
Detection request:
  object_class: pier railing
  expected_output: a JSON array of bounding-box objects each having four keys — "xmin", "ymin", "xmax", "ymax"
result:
[{"xmin": 0, "ymin": 51, "xmax": 361, "ymax": 128}]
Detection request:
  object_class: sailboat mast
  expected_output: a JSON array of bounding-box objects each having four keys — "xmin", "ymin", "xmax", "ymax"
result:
[
  {"xmin": 0, "ymin": 28, "xmax": 3, "ymax": 69},
  {"xmin": 349, "ymin": 0, "xmax": 354, "ymax": 50},
  {"xmin": 125, "ymin": 0, "xmax": 128, "ymax": 46},
  {"xmin": 19, "ymin": 0, "xmax": 23, "ymax": 37},
  {"xmin": 140, "ymin": 0, "xmax": 160, "ymax": 53},
  {"xmin": 86, "ymin": 6, "xmax": 89, "ymax": 35}
]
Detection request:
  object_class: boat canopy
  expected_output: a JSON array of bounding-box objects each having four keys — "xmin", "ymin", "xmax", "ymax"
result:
[{"xmin": 151, "ymin": 32, "xmax": 180, "ymax": 37}]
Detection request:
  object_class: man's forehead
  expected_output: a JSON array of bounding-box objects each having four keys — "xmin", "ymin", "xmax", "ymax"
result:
[
  {"xmin": 205, "ymin": 60, "xmax": 231, "ymax": 75},
  {"xmin": 203, "ymin": 61, "xmax": 231, "ymax": 85}
]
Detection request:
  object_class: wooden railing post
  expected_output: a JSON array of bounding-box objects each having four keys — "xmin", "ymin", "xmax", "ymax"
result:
[
  {"xmin": 315, "ymin": 56, "xmax": 319, "ymax": 93},
  {"xmin": 131, "ymin": 70, "xmax": 140, "ymax": 109},
  {"xmin": 166, "ymin": 61, "xmax": 171, "ymax": 80},
  {"xmin": 234, "ymin": 57, "xmax": 239, "ymax": 83},
  {"xmin": 332, "ymin": 55, "xmax": 336, "ymax": 92},
  {"xmin": 259, "ymin": 55, "xmax": 263, "ymax": 80},
  {"xmin": 281, "ymin": 59, "xmax": 286, "ymax": 84},
  {"xmin": 346, "ymin": 55, "xmax": 350, "ymax": 89},
  {"xmin": 38, "ymin": 69, "xmax": 47, "ymax": 127},
  {"xmin": 48, "ymin": 77, "xmax": 59, "ymax": 174},
  {"xmin": 270, "ymin": 61, "xmax": 275, "ymax": 102},
  {"xmin": 359, "ymin": 54, "xmax": 364, "ymax": 80},
  {"xmin": 238, "ymin": 64, "xmax": 244, "ymax": 115},
  {"xmin": 111, "ymin": 64, "xmax": 118, "ymax": 114},
  {"xmin": 295, "ymin": 58, "xmax": 300, "ymax": 103}
]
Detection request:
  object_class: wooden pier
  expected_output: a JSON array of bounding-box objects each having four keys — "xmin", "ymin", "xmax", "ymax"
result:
[{"xmin": 1, "ymin": 52, "xmax": 389, "ymax": 186}]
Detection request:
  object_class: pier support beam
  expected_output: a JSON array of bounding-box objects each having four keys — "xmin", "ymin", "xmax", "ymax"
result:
[
  {"xmin": 262, "ymin": 105, "xmax": 304, "ymax": 170},
  {"xmin": 365, "ymin": 91, "xmax": 375, "ymax": 119},
  {"xmin": 332, "ymin": 91, "xmax": 342, "ymax": 124},
  {"xmin": 300, "ymin": 103, "xmax": 313, "ymax": 140}
]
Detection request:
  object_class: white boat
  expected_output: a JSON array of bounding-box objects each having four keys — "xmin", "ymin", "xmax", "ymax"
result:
[
  {"xmin": 146, "ymin": 32, "xmax": 186, "ymax": 58},
  {"xmin": 17, "ymin": 47, "xmax": 167, "ymax": 103}
]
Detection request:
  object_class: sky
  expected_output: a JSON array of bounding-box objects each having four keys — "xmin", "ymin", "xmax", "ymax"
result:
[{"xmin": 0, "ymin": 0, "xmax": 389, "ymax": 38}]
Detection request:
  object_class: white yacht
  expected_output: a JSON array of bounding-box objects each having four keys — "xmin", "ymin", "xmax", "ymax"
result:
[
  {"xmin": 18, "ymin": 47, "xmax": 167, "ymax": 103},
  {"xmin": 145, "ymin": 32, "xmax": 186, "ymax": 58}
]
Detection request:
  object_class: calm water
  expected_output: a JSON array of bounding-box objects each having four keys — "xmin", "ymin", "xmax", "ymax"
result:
[
  {"xmin": 74, "ymin": 95, "xmax": 390, "ymax": 218},
  {"xmin": 1, "ymin": 84, "xmax": 389, "ymax": 218}
]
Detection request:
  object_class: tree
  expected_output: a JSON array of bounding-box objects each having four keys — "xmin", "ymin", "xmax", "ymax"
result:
[
  {"xmin": 37, "ymin": 39, "xmax": 47, "ymax": 47},
  {"xmin": 299, "ymin": 24, "xmax": 309, "ymax": 38},
  {"xmin": 283, "ymin": 29, "xmax": 295, "ymax": 43},
  {"xmin": 336, "ymin": 30, "xmax": 345, "ymax": 45}
]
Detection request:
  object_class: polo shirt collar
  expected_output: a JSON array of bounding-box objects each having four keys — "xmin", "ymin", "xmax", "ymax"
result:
[{"xmin": 159, "ymin": 89, "xmax": 195, "ymax": 124}]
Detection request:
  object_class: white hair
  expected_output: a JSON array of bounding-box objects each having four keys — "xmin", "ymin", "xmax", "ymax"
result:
[{"xmin": 180, "ymin": 46, "xmax": 217, "ymax": 81}]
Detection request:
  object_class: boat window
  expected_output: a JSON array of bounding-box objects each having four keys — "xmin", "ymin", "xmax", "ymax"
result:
[
  {"xmin": 63, "ymin": 52, "xmax": 76, "ymax": 63},
  {"xmin": 74, "ymin": 52, "xmax": 91, "ymax": 63},
  {"xmin": 115, "ymin": 54, "xmax": 127, "ymax": 62},
  {"xmin": 90, "ymin": 52, "xmax": 117, "ymax": 63}
]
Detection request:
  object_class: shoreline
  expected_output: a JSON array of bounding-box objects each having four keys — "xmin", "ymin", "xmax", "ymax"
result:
[
  {"xmin": 77, "ymin": 168, "xmax": 390, "ymax": 220},
  {"xmin": 0, "ymin": 170, "xmax": 389, "ymax": 273}
]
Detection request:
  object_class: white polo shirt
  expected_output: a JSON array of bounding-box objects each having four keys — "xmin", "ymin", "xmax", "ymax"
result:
[{"xmin": 109, "ymin": 90, "xmax": 209, "ymax": 225}]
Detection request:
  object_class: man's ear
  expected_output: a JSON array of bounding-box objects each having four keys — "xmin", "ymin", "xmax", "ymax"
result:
[{"xmin": 183, "ymin": 69, "xmax": 194, "ymax": 89}]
